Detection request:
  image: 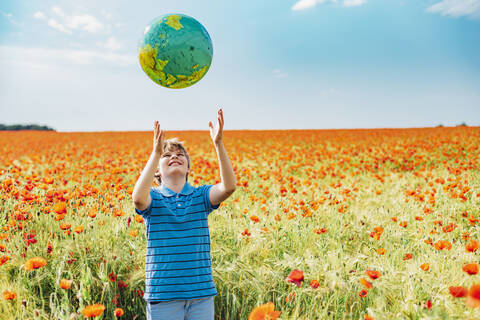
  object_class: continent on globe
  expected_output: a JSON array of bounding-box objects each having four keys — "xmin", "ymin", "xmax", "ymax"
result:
[{"xmin": 138, "ymin": 13, "xmax": 213, "ymax": 89}]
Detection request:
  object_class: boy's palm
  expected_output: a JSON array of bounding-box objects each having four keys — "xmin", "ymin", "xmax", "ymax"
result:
[
  {"xmin": 209, "ymin": 109, "xmax": 224, "ymax": 144},
  {"xmin": 153, "ymin": 121, "xmax": 165, "ymax": 154}
]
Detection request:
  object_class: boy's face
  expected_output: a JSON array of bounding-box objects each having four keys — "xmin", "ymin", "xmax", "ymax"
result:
[{"xmin": 157, "ymin": 147, "xmax": 189, "ymax": 182}]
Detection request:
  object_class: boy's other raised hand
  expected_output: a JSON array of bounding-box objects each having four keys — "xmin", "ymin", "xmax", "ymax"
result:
[
  {"xmin": 209, "ymin": 108, "xmax": 224, "ymax": 145},
  {"xmin": 153, "ymin": 120, "xmax": 165, "ymax": 155}
]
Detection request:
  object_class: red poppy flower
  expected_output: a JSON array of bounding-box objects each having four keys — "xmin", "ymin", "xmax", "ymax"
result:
[
  {"xmin": 467, "ymin": 284, "xmax": 480, "ymax": 308},
  {"xmin": 365, "ymin": 269, "xmax": 381, "ymax": 280},
  {"xmin": 286, "ymin": 269, "xmax": 304, "ymax": 287},
  {"xmin": 310, "ymin": 280, "xmax": 320, "ymax": 289},
  {"xmin": 449, "ymin": 286, "xmax": 467, "ymax": 298},
  {"xmin": 466, "ymin": 240, "xmax": 480, "ymax": 253}
]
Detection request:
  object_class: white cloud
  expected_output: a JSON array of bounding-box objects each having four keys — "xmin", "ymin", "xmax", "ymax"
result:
[
  {"xmin": 0, "ymin": 45, "xmax": 135, "ymax": 67},
  {"xmin": 1, "ymin": 11, "xmax": 13, "ymax": 20},
  {"xmin": 426, "ymin": 0, "xmax": 480, "ymax": 18},
  {"xmin": 292, "ymin": 0, "xmax": 365, "ymax": 10},
  {"xmin": 273, "ymin": 69, "xmax": 288, "ymax": 78},
  {"xmin": 1, "ymin": 11, "xmax": 23, "ymax": 26},
  {"xmin": 292, "ymin": 0, "xmax": 328, "ymax": 11},
  {"xmin": 47, "ymin": 18, "xmax": 72, "ymax": 34},
  {"xmin": 342, "ymin": 0, "xmax": 367, "ymax": 7},
  {"xmin": 33, "ymin": 11, "xmax": 46, "ymax": 20},
  {"xmin": 52, "ymin": 6, "xmax": 66, "ymax": 18},
  {"xmin": 101, "ymin": 37, "xmax": 124, "ymax": 51},
  {"xmin": 68, "ymin": 14, "xmax": 103, "ymax": 33},
  {"xmin": 41, "ymin": 6, "xmax": 104, "ymax": 34}
]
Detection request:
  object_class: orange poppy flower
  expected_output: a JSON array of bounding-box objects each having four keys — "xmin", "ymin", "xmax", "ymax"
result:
[
  {"xmin": 364, "ymin": 315, "xmax": 374, "ymax": 320},
  {"xmin": 248, "ymin": 302, "xmax": 281, "ymax": 320},
  {"xmin": 434, "ymin": 240, "xmax": 452, "ymax": 250},
  {"xmin": 24, "ymin": 257, "xmax": 47, "ymax": 271},
  {"xmin": 53, "ymin": 202, "xmax": 67, "ymax": 214},
  {"xmin": 0, "ymin": 255, "xmax": 10, "ymax": 266},
  {"xmin": 129, "ymin": 229, "xmax": 138, "ymax": 237},
  {"xmin": 114, "ymin": 308, "xmax": 124, "ymax": 317},
  {"xmin": 3, "ymin": 291, "xmax": 16, "ymax": 300},
  {"xmin": 81, "ymin": 304, "xmax": 106, "ymax": 318},
  {"xmin": 403, "ymin": 253, "xmax": 413, "ymax": 260},
  {"xmin": 250, "ymin": 215, "xmax": 260, "ymax": 223},
  {"xmin": 420, "ymin": 263, "xmax": 430, "ymax": 271},
  {"xmin": 73, "ymin": 226, "xmax": 83, "ymax": 234},
  {"xmin": 466, "ymin": 240, "xmax": 480, "ymax": 253},
  {"xmin": 60, "ymin": 279, "xmax": 73, "ymax": 289},
  {"xmin": 134, "ymin": 215, "xmax": 144, "ymax": 223},
  {"xmin": 449, "ymin": 286, "xmax": 467, "ymax": 298},
  {"xmin": 360, "ymin": 278, "xmax": 373, "ymax": 289},
  {"xmin": 59, "ymin": 223, "xmax": 71, "ymax": 230},
  {"xmin": 376, "ymin": 248, "xmax": 386, "ymax": 255},
  {"xmin": 359, "ymin": 289, "xmax": 368, "ymax": 297},
  {"xmin": 463, "ymin": 263, "xmax": 479, "ymax": 275},
  {"xmin": 369, "ymin": 226, "xmax": 383, "ymax": 240},
  {"xmin": 365, "ymin": 269, "xmax": 381, "ymax": 280},
  {"xmin": 286, "ymin": 269, "xmax": 304, "ymax": 287},
  {"xmin": 310, "ymin": 280, "xmax": 320, "ymax": 289},
  {"xmin": 241, "ymin": 229, "xmax": 251, "ymax": 236},
  {"xmin": 467, "ymin": 284, "xmax": 480, "ymax": 308}
]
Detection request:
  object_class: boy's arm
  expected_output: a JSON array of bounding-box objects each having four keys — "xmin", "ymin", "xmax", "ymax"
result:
[
  {"xmin": 209, "ymin": 109, "xmax": 236, "ymax": 206},
  {"xmin": 132, "ymin": 121, "xmax": 165, "ymax": 210},
  {"xmin": 132, "ymin": 151, "xmax": 161, "ymax": 210}
]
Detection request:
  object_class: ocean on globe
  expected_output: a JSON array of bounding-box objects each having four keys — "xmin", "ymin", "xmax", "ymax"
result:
[{"xmin": 138, "ymin": 14, "xmax": 213, "ymax": 89}]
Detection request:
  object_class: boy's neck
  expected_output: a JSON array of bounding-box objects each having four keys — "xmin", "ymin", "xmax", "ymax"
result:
[{"xmin": 162, "ymin": 178, "xmax": 186, "ymax": 194}]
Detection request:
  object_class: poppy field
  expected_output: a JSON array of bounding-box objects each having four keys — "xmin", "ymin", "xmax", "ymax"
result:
[{"xmin": 1, "ymin": 127, "xmax": 480, "ymax": 319}]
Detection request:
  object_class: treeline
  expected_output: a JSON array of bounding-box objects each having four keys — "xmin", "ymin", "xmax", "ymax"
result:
[{"xmin": 0, "ymin": 124, "xmax": 56, "ymax": 131}]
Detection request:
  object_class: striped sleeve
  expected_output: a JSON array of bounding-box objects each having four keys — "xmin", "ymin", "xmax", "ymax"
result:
[
  {"xmin": 135, "ymin": 187, "xmax": 156, "ymax": 217},
  {"xmin": 202, "ymin": 184, "xmax": 220, "ymax": 215}
]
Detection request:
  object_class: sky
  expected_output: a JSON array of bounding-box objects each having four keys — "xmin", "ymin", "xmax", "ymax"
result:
[{"xmin": 0, "ymin": 0, "xmax": 479, "ymax": 131}]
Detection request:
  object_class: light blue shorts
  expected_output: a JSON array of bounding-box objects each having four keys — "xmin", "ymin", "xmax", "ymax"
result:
[{"xmin": 146, "ymin": 296, "xmax": 214, "ymax": 320}]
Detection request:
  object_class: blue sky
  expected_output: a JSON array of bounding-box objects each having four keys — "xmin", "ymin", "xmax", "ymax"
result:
[{"xmin": 1, "ymin": 0, "xmax": 479, "ymax": 131}]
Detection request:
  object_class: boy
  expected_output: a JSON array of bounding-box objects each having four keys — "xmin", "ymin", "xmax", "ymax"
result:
[{"xmin": 132, "ymin": 109, "xmax": 236, "ymax": 320}]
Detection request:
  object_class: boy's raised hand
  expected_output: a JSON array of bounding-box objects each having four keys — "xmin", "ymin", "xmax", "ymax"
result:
[
  {"xmin": 153, "ymin": 120, "xmax": 165, "ymax": 155},
  {"xmin": 209, "ymin": 108, "xmax": 224, "ymax": 145}
]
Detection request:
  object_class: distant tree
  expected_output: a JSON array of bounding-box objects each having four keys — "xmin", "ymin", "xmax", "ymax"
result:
[
  {"xmin": 456, "ymin": 122, "xmax": 468, "ymax": 127},
  {"xmin": 0, "ymin": 124, "xmax": 56, "ymax": 131},
  {"xmin": 436, "ymin": 124, "xmax": 444, "ymax": 127}
]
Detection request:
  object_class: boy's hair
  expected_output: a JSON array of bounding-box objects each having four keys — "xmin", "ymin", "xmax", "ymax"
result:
[{"xmin": 154, "ymin": 138, "xmax": 191, "ymax": 185}]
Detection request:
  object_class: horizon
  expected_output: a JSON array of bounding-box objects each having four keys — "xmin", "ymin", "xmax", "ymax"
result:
[{"xmin": 1, "ymin": 123, "xmax": 476, "ymax": 133}]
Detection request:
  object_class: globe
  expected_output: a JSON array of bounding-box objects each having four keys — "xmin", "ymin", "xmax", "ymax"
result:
[{"xmin": 138, "ymin": 14, "xmax": 213, "ymax": 89}]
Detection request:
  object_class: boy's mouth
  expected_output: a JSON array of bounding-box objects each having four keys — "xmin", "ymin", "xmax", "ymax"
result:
[{"xmin": 169, "ymin": 161, "xmax": 182, "ymax": 166}]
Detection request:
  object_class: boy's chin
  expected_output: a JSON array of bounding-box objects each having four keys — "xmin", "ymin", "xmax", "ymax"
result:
[{"xmin": 164, "ymin": 170, "xmax": 187, "ymax": 178}]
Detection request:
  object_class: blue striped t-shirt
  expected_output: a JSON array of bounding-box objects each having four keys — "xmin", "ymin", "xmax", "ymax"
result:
[{"xmin": 135, "ymin": 181, "xmax": 220, "ymax": 302}]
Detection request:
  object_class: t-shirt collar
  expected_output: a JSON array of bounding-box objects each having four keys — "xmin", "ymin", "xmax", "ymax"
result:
[{"xmin": 159, "ymin": 181, "xmax": 194, "ymax": 197}]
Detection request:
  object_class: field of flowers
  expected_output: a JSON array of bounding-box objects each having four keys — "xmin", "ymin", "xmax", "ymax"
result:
[{"xmin": 0, "ymin": 127, "xmax": 479, "ymax": 320}]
